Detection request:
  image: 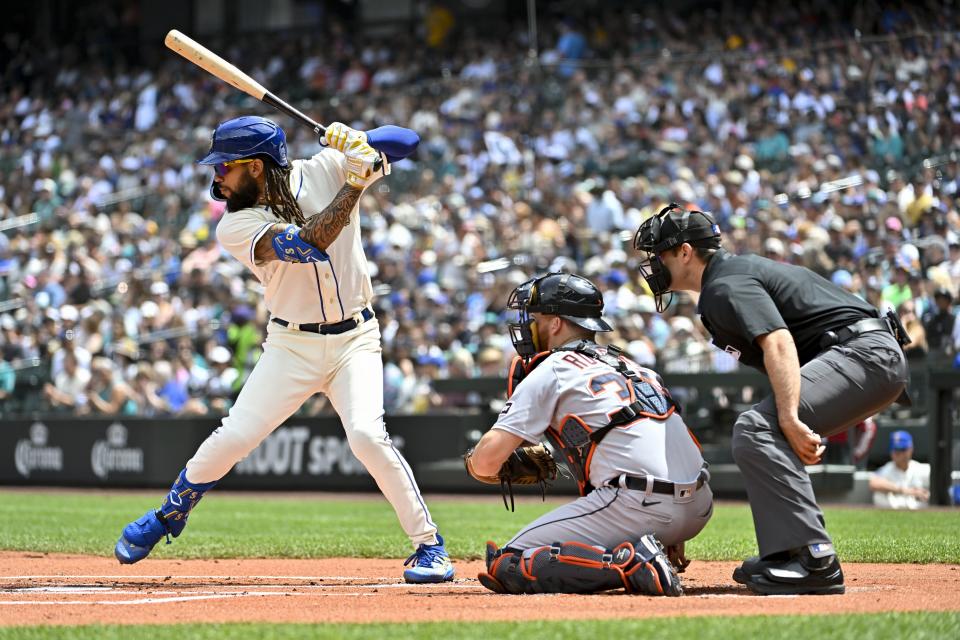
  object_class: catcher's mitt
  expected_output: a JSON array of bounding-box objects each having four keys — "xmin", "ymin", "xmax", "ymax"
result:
[{"xmin": 465, "ymin": 444, "xmax": 558, "ymax": 511}]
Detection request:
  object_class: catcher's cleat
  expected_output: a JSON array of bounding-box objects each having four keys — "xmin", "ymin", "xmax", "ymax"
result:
[
  {"xmin": 743, "ymin": 545, "xmax": 845, "ymax": 595},
  {"xmin": 114, "ymin": 468, "xmax": 216, "ymax": 564},
  {"xmin": 403, "ymin": 533, "xmax": 455, "ymax": 583},
  {"xmin": 629, "ymin": 534, "xmax": 683, "ymax": 597}
]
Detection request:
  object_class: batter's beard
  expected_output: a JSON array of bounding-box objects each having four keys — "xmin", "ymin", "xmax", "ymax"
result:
[{"xmin": 225, "ymin": 172, "xmax": 262, "ymax": 212}]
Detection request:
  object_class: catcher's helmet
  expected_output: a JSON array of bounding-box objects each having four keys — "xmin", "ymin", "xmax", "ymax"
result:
[
  {"xmin": 198, "ymin": 116, "xmax": 289, "ymax": 201},
  {"xmin": 633, "ymin": 202, "xmax": 721, "ymax": 312},
  {"xmin": 507, "ymin": 272, "xmax": 612, "ymax": 359}
]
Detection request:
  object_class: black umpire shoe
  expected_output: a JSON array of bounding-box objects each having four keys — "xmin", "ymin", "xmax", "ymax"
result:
[
  {"xmin": 732, "ymin": 551, "xmax": 790, "ymax": 585},
  {"xmin": 742, "ymin": 545, "xmax": 845, "ymax": 595}
]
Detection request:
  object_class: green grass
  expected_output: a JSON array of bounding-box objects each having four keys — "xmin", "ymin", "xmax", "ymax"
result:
[
  {"xmin": 1, "ymin": 613, "xmax": 959, "ymax": 640},
  {"xmin": 0, "ymin": 490, "xmax": 957, "ymax": 562}
]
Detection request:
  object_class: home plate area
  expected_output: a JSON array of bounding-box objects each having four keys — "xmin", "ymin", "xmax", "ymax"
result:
[{"xmin": 0, "ymin": 555, "xmax": 956, "ymax": 625}]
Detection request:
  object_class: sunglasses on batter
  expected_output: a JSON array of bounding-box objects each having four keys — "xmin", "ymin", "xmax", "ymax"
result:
[{"xmin": 213, "ymin": 158, "xmax": 255, "ymax": 176}]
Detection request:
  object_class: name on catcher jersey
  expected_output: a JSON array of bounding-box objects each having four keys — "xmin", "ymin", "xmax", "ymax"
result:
[
  {"xmin": 493, "ymin": 344, "xmax": 704, "ymax": 488},
  {"xmin": 216, "ymin": 148, "xmax": 374, "ymax": 324}
]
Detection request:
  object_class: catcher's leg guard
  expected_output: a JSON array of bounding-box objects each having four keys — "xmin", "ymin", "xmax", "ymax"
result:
[
  {"xmin": 478, "ymin": 534, "xmax": 682, "ymax": 596},
  {"xmin": 114, "ymin": 468, "xmax": 216, "ymax": 564}
]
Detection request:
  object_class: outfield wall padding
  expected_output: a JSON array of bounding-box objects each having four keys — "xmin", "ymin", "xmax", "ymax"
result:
[{"xmin": 0, "ymin": 414, "xmax": 865, "ymax": 498}]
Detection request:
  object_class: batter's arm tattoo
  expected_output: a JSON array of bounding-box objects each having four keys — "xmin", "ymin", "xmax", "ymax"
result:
[
  {"xmin": 253, "ymin": 223, "xmax": 289, "ymax": 264},
  {"xmin": 298, "ymin": 185, "xmax": 362, "ymax": 250}
]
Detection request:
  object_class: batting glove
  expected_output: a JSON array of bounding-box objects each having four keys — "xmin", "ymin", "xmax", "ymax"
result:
[
  {"xmin": 324, "ymin": 122, "xmax": 367, "ymax": 152},
  {"xmin": 344, "ymin": 141, "xmax": 386, "ymax": 189}
]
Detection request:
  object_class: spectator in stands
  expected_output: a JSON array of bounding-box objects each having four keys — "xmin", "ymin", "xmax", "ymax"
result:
[
  {"xmin": 2, "ymin": 0, "xmax": 960, "ymax": 417},
  {"xmin": 43, "ymin": 350, "xmax": 90, "ymax": 411},
  {"xmin": 476, "ymin": 346, "xmax": 506, "ymax": 377},
  {"xmin": 923, "ymin": 287, "xmax": 956, "ymax": 357},
  {"xmin": 129, "ymin": 363, "xmax": 166, "ymax": 417},
  {"xmin": 0, "ymin": 358, "xmax": 15, "ymax": 408},
  {"xmin": 226, "ymin": 305, "xmax": 260, "ymax": 391},
  {"xmin": 205, "ymin": 345, "xmax": 239, "ymax": 415},
  {"xmin": 897, "ymin": 299, "xmax": 928, "ymax": 360},
  {"xmin": 84, "ymin": 357, "xmax": 137, "ymax": 415},
  {"xmin": 384, "ymin": 356, "xmax": 418, "ymax": 413},
  {"xmin": 869, "ymin": 430, "xmax": 930, "ymax": 509},
  {"xmin": 153, "ymin": 359, "xmax": 206, "ymax": 416}
]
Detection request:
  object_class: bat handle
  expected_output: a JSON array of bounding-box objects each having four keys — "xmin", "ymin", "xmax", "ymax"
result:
[
  {"xmin": 261, "ymin": 92, "xmax": 380, "ymax": 171},
  {"xmin": 262, "ymin": 91, "xmax": 325, "ymax": 133}
]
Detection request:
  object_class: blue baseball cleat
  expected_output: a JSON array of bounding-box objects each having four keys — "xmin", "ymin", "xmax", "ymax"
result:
[
  {"xmin": 114, "ymin": 468, "xmax": 216, "ymax": 564},
  {"xmin": 403, "ymin": 533, "xmax": 455, "ymax": 583},
  {"xmin": 114, "ymin": 509, "xmax": 169, "ymax": 564}
]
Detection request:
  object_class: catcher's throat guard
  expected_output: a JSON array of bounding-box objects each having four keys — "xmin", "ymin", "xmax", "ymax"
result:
[{"xmin": 506, "ymin": 278, "xmax": 542, "ymax": 359}]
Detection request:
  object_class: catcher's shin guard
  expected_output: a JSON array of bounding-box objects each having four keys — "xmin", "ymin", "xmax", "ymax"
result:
[
  {"xmin": 114, "ymin": 468, "xmax": 216, "ymax": 564},
  {"xmin": 478, "ymin": 534, "xmax": 682, "ymax": 596}
]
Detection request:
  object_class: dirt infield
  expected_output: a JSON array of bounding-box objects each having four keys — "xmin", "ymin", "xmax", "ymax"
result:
[{"xmin": 0, "ymin": 552, "xmax": 958, "ymax": 625}]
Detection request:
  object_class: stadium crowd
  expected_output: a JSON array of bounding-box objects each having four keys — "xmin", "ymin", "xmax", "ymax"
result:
[{"xmin": 1, "ymin": 0, "xmax": 959, "ymax": 417}]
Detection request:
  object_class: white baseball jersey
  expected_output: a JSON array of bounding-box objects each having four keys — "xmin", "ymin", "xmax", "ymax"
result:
[
  {"xmin": 215, "ymin": 148, "xmax": 374, "ymax": 324},
  {"xmin": 493, "ymin": 342, "xmax": 704, "ymax": 488},
  {"xmin": 872, "ymin": 459, "xmax": 930, "ymax": 509}
]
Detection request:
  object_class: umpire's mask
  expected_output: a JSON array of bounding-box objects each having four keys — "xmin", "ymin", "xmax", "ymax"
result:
[
  {"xmin": 633, "ymin": 203, "xmax": 721, "ymax": 312},
  {"xmin": 507, "ymin": 272, "xmax": 612, "ymax": 360}
]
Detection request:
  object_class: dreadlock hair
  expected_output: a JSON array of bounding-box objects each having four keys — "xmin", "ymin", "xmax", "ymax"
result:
[{"xmin": 260, "ymin": 156, "xmax": 305, "ymax": 226}]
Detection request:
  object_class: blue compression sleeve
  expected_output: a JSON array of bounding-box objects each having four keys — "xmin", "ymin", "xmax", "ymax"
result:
[{"xmin": 366, "ymin": 125, "xmax": 420, "ymax": 162}]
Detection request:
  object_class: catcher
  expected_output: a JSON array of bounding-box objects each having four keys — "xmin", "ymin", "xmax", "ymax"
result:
[{"xmin": 464, "ymin": 272, "xmax": 713, "ymax": 596}]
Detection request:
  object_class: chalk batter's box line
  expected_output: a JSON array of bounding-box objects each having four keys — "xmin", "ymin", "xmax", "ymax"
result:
[
  {"xmin": 0, "ymin": 592, "xmax": 380, "ymax": 605},
  {"xmin": 0, "ymin": 574, "xmax": 485, "ymax": 605}
]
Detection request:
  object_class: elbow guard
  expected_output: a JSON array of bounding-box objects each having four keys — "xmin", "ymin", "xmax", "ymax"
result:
[{"xmin": 271, "ymin": 224, "xmax": 329, "ymax": 263}]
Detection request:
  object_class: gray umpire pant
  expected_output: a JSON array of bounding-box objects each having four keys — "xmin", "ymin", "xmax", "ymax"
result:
[{"xmin": 732, "ymin": 330, "xmax": 908, "ymax": 558}]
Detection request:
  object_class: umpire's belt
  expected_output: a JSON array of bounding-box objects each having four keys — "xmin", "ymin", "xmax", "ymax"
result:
[
  {"xmin": 617, "ymin": 469, "xmax": 708, "ymax": 497},
  {"xmin": 819, "ymin": 317, "xmax": 890, "ymax": 350},
  {"xmin": 272, "ymin": 308, "xmax": 373, "ymax": 335}
]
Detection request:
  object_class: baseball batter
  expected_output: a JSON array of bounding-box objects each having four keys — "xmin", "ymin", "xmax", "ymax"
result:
[
  {"xmin": 465, "ymin": 273, "xmax": 712, "ymax": 595},
  {"xmin": 114, "ymin": 116, "xmax": 454, "ymax": 583}
]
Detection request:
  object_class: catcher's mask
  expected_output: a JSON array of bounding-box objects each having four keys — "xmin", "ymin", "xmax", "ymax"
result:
[
  {"xmin": 632, "ymin": 202, "xmax": 721, "ymax": 312},
  {"xmin": 507, "ymin": 272, "xmax": 612, "ymax": 360},
  {"xmin": 197, "ymin": 115, "xmax": 289, "ymax": 201}
]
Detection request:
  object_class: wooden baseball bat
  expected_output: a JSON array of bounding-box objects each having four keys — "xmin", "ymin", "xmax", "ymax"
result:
[{"xmin": 164, "ymin": 29, "xmax": 326, "ymax": 135}]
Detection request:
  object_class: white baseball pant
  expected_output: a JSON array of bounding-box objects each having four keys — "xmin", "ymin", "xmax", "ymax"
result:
[{"xmin": 184, "ymin": 318, "xmax": 439, "ymax": 547}]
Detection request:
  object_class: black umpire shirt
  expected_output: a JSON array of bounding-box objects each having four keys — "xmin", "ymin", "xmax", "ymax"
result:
[{"xmin": 696, "ymin": 249, "xmax": 878, "ymax": 372}]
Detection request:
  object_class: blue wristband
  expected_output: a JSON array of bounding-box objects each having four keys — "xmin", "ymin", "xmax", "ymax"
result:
[{"xmin": 271, "ymin": 224, "xmax": 329, "ymax": 263}]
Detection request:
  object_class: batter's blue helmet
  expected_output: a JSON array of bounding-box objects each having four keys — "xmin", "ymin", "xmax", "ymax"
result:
[{"xmin": 198, "ymin": 116, "xmax": 289, "ymax": 168}]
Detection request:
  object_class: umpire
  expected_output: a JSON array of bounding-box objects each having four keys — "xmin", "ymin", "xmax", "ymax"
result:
[{"xmin": 633, "ymin": 203, "xmax": 911, "ymax": 595}]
